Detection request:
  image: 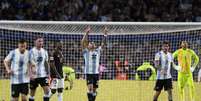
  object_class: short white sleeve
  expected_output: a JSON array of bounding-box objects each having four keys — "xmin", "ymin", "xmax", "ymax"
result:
[
  {"xmin": 5, "ymin": 50, "xmax": 14, "ymax": 61},
  {"xmin": 155, "ymin": 52, "xmax": 160, "ymax": 61},
  {"xmin": 45, "ymin": 50, "xmax": 48, "ymax": 62}
]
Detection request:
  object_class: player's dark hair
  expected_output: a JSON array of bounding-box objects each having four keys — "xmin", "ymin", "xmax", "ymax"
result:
[
  {"xmin": 163, "ymin": 41, "xmax": 170, "ymax": 46},
  {"xmin": 18, "ymin": 39, "xmax": 27, "ymax": 44},
  {"xmin": 53, "ymin": 41, "xmax": 62, "ymax": 48},
  {"xmin": 34, "ymin": 35, "xmax": 43, "ymax": 41},
  {"xmin": 160, "ymin": 41, "xmax": 170, "ymax": 50}
]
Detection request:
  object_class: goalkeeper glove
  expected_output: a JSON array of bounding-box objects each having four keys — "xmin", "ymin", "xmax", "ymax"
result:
[
  {"xmin": 190, "ymin": 67, "xmax": 195, "ymax": 72},
  {"xmin": 172, "ymin": 62, "xmax": 182, "ymax": 71},
  {"xmin": 174, "ymin": 65, "xmax": 182, "ymax": 71}
]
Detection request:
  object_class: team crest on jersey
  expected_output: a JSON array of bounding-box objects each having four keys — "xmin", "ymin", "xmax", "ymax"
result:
[
  {"xmin": 37, "ymin": 57, "xmax": 43, "ymax": 62},
  {"xmin": 92, "ymin": 53, "xmax": 97, "ymax": 59}
]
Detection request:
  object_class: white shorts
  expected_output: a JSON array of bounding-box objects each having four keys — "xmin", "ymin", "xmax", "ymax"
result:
[
  {"xmin": 198, "ymin": 69, "xmax": 201, "ymax": 82},
  {"xmin": 50, "ymin": 78, "xmax": 64, "ymax": 89}
]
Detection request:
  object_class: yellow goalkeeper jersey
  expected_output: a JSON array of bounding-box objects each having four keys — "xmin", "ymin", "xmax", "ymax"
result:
[{"xmin": 173, "ymin": 48, "xmax": 199, "ymax": 73}]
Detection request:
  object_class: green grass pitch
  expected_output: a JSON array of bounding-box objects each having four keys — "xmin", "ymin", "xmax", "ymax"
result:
[{"xmin": 0, "ymin": 79, "xmax": 201, "ymax": 101}]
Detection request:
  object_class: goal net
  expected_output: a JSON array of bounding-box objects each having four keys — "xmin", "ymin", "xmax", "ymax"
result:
[{"xmin": 0, "ymin": 21, "xmax": 201, "ymax": 101}]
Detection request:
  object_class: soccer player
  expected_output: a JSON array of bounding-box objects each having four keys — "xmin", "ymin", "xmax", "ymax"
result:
[
  {"xmin": 153, "ymin": 41, "xmax": 173, "ymax": 101},
  {"xmin": 4, "ymin": 39, "xmax": 33, "ymax": 101},
  {"xmin": 62, "ymin": 65, "xmax": 75, "ymax": 90},
  {"xmin": 49, "ymin": 41, "xmax": 64, "ymax": 101},
  {"xmin": 29, "ymin": 37, "xmax": 50, "ymax": 101},
  {"xmin": 136, "ymin": 62, "xmax": 156, "ymax": 80},
  {"xmin": 173, "ymin": 41, "xmax": 199, "ymax": 101},
  {"xmin": 81, "ymin": 27, "xmax": 108, "ymax": 101}
]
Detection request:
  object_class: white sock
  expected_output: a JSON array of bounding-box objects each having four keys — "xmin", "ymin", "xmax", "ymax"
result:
[
  {"xmin": 58, "ymin": 93, "xmax": 63, "ymax": 101},
  {"xmin": 49, "ymin": 91, "xmax": 53, "ymax": 98},
  {"xmin": 29, "ymin": 96, "xmax": 34, "ymax": 100}
]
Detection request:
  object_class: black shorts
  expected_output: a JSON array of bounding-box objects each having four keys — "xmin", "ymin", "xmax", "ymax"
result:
[
  {"xmin": 154, "ymin": 78, "xmax": 173, "ymax": 91},
  {"xmin": 30, "ymin": 77, "xmax": 49, "ymax": 90},
  {"xmin": 86, "ymin": 74, "xmax": 99, "ymax": 88},
  {"xmin": 11, "ymin": 83, "xmax": 29, "ymax": 97}
]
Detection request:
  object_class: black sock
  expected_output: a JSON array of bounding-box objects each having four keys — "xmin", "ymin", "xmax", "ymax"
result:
[
  {"xmin": 87, "ymin": 92, "xmax": 93, "ymax": 101},
  {"xmin": 43, "ymin": 96, "xmax": 49, "ymax": 101},
  {"xmin": 92, "ymin": 95, "xmax": 96, "ymax": 101},
  {"xmin": 29, "ymin": 99, "xmax": 34, "ymax": 101},
  {"xmin": 29, "ymin": 97, "xmax": 34, "ymax": 101},
  {"xmin": 92, "ymin": 92, "xmax": 97, "ymax": 101}
]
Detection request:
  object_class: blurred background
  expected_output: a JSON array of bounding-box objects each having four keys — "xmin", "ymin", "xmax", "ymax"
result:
[{"xmin": 0, "ymin": 0, "xmax": 200, "ymax": 22}]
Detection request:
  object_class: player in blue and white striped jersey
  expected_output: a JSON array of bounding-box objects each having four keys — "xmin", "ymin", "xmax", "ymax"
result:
[
  {"xmin": 153, "ymin": 41, "xmax": 173, "ymax": 101},
  {"xmin": 4, "ymin": 39, "xmax": 34, "ymax": 101},
  {"xmin": 81, "ymin": 27, "xmax": 108, "ymax": 101},
  {"xmin": 29, "ymin": 36, "xmax": 50, "ymax": 101}
]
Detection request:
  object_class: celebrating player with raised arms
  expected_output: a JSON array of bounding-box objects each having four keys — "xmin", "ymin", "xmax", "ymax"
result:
[
  {"xmin": 4, "ymin": 39, "xmax": 34, "ymax": 101},
  {"xmin": 81, "ymin": 27, "xmax": 108, "ymax": 101},
  {"xmin": 173, "ymin": 41, "xmax": 199, "ymax": 101},
  {"xmin": 29, "ymin": 36, "xmax": 50, "ymax": 101}
]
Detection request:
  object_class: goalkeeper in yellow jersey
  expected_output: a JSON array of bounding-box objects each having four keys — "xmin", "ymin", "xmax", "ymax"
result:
[{"xmin": 173, "ymin": 41, "xmax": 199, "ymax": 101}]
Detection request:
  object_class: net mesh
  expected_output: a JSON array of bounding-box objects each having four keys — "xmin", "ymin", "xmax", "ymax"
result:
[
  {"xmin": 0, "ymin": 21, "xmax": 201, "ymax": 101},
  {"xmin": 1, "ymin": 21, "xmax": 201, "ymax": 34}
]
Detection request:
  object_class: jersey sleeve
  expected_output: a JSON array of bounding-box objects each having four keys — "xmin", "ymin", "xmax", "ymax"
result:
[
  {"xmin": 96, "ymin": 46, "xmax": 102, "ymax": 53},
  {"xmin": 82, "ymin": 48, "xmax": 88, "ymax": 55},
  {"xmin": 4, "ymin": 50, "xmax": 14, "ymax": 61},
  {"xmin": 98, "ymin": 46, "xmax": 102, "ymax": 51},
  {"xmin": 154, "ymin": 52, "xmax": 160, "ymax": 61},
  {"xmin": 29, "ymin": 49, "xmax": 35, "ymax": 64},
  {"xmin": 170, "ymin": 53, "xmax": 174, "ymax": 62},
  {"xmin": 173, "ymin": 50, "xmax": 179, "ymax": 59},
  {"xmin": 45, "ymin": 50, "xmax": 49, "ymax": 62}
]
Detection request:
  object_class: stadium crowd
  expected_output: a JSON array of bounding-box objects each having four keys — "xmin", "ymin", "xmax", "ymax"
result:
[{"xmin": 1, "ymin": 0, "xmax": 200, "ymax": 21}]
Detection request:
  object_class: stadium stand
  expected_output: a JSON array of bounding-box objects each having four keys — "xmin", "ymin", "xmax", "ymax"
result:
[{"xmin": 0, "ymin": 0, "xmax": 197, "ymax": 22}]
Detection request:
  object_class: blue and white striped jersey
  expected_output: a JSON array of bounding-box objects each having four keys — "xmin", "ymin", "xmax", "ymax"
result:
[
  {"xmin": 155, "ymin": 51, "xmax": 173, "ymax": 80},
  {"xmin": 5, "ymin": 49, "xmax": 30, "ymax": 84},
  {"xmin": 83, "ymin": 46, "xmax": 102, "ymax": 74},
  {"xmin": 29, "ymin": 47, "xmax": 48, "ymax": 78}
]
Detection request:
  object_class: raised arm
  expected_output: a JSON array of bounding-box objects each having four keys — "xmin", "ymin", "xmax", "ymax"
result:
[
  {"xmin": 101, "ymin": 27, "xmax": 108, "ymax": 47},
  {"xmin": 81, "ymin": 27, "xmax": 90, "ymax": 49}
]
